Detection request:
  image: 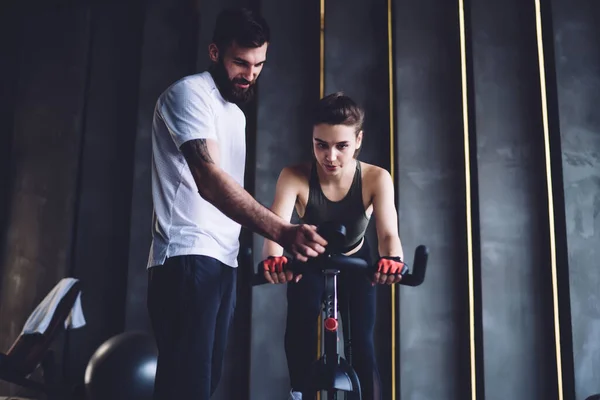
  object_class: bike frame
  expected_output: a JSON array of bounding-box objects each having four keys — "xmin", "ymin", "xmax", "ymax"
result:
[
  {"xmin": 306, "ymin": 264, "xmax": 362, "ymax": 400},
  {"xmin": 251, "ymin": 223, "xmax": 429, "ymax": 400},
  {"xmin": 322, "ymin": 267, "xmax": 339, "ymax": 365}
]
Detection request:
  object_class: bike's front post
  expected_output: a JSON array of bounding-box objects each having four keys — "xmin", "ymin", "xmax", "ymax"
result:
[
  {"xmin": 323, "ymin": 269, "xmax": 340, "ymax": 400},
  {"xmin": 323, "ymin": 269, "xmax": 339, "ymax": 364}
]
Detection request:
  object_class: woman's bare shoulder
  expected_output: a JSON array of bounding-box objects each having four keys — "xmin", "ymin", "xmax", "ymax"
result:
[
  {"xmin": 360, "ymin": 161, "xmax": 391, "ymax": 182},
  {"xmin": 280, "ymin": 161, "xmax": 312, "ymax": 183}
]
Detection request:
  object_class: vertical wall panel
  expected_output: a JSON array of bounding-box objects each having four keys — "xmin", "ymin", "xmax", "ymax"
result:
[
  {"xmin": 249, "ymin": 0, "xmax": 320, "ymax": 398},
  {"xmin": 125, "ymin": 0, "xmax": 200, "ymax": 334},
  {"xmin": 0, "ymin": 3, "xmax": 91, "ymax": 396},
  {"xmin": 0, "ymin": 3, "xmax": 20, "ymax": 284},
  {"xmin": 393, "ymin": 1, "xmax": 471, "ymax": 399},
  {"xmin": 549, "ymin": 0, "xmax": 600, "ymax": 398},
  {"xmin": 65, "ymin": 0, "xmax": 145, "ymax": 386},
  {"xmin": 324, "ymin": 0, "xmax": 390, "ymax": 171},
  {"xmin": 471, "ymin": 0, "xmax": 558, "ymax": 399},
  {"xmin": 324, "ymin": 0, "xmax": 393, "ymax": 396}
]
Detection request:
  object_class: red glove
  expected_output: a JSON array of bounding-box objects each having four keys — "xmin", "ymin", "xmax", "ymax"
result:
[
  {"xmin": 262, "ymin": 255, "xmax": 288, "ymax": 274},
  {"xmin": 261, "ymin": 256, "xmax": 291, "ymax": 284},
  {"xmin": 373, "ymin": 256, "xmax": 406, "ymax": 285}
]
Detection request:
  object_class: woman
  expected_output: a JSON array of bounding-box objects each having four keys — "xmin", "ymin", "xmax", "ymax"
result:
[{"xmin": 261, "ymin": 92, "xmax": 406, "ymax": 400}]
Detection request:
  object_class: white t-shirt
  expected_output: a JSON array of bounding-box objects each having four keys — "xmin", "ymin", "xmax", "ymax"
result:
[{"xmin": 147, "ymin": 71, "xmax": 246, "ymax": 269}]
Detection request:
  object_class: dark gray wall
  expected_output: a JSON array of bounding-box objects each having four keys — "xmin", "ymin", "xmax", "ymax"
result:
[
  {"xmin": 64, "ymin": 0, "xmax": 145, "ymax": 385},
  {"xmin": 0, "ymin": 3, "xmax": 19, "ymax": 285},
  {"xmin": 248, "ymin": 0, "xmax": 319, "ymax": 397},
  {"xmin": 0, "ymin": 3, "xmax": 91, "ymax": 396},
  {"xmin": 124, "ymin": 0, "xmax": 200, "ymax": 336},
  {"xmin": 550, "ymin": 0, "xmax": 600, "ymax": 398},
  {"xmin": 393, "ymin": 1, "xmax": 471, "ymax": 399},
  {"xmin": 471, "ymin": 0, "xmax": 558, "ymax": 399}
]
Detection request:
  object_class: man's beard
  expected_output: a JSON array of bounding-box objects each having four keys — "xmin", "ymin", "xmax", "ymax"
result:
[{"xmin": 209, "ymin": 60, "xmax": 256, "ymax": 106}]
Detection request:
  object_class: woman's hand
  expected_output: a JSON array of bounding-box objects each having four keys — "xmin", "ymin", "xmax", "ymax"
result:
[
  {"xmin": 261, "ymin": 255, "xmax": 299, "ymax": 284},
  {"xmin": 372, "ymin": 256, "xmax": 408, "ymax": 285}
]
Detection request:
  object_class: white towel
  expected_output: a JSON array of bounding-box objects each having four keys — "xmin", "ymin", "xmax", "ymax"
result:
[{"xmin": 21, "ymin": 277, "xmax": 86, "ymax": 335}]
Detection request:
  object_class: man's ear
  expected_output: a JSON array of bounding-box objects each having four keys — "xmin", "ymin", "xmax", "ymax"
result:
[{"xmin": 208, "ymin": 43, "xmax": 219, "ymax": 63}]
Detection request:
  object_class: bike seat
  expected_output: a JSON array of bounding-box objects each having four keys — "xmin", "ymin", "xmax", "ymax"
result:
[{"xmin": 305, "ymin": 356, "xmax": 359, "ymax": 394}]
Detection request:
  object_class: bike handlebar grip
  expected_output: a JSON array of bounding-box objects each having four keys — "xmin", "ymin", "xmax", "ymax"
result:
[{"xmin": 398, "ymin": 245, "xmax": 429, "ymax": 287}]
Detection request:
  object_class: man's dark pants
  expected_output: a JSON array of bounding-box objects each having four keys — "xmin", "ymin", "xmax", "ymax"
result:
[{"xmin": 147, "ymin": 255, "xmax": 237, "ymax": 399}]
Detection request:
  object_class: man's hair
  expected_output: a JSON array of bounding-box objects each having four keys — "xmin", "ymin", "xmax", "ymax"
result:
[
  {"xmin": 312, "ymin": 92, "xmax": 365, "ymax": 133},
  {"xmin": 212, "ymin": 7, "xmax": 270, "ymax": 51}
]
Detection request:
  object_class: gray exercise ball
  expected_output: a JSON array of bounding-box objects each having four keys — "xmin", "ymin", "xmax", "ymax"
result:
[{"xmin": 85, "ymin": 331, "xmax": 158, "ymax": 400}]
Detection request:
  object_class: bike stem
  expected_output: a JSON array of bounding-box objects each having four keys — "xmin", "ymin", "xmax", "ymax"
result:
[{"xmin": 323, "ymin": 269, "xmax": 340, "ymax": 366}]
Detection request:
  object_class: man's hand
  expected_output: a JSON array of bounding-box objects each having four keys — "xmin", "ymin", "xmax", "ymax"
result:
[
  {"xmin": 372, "ymin": 256, "xmax": 407, "ymax": 285},
  {"xmin": 279, "ymin": 224, "xmax": 328, "ymax": 262}
]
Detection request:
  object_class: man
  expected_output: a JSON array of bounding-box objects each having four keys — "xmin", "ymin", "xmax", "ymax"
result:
[{"xmin": 146, "ymin": 7, "xmax": 328, "ymax": 400}]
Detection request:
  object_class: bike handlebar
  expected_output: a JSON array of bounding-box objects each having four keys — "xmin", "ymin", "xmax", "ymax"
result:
[
  {"xmin": 399, "ymin": 244, "xmax": 428, "ymax": 287},
  {"xmin": 251, "ymin": 244, "xmax": 429, "ymax": 287},
  {"xmin": 250, "ymin": 222, "xmax": 428, "ymax": 287}
]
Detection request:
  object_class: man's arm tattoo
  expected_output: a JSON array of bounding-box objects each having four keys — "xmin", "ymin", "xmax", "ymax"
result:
[
  {"xmin": 180, "ymin": 138, "xmax": 287, "ymax": 245},
  {"xmin": 182, "ymin": 139, "xmax": 214, "ymax": 164}
]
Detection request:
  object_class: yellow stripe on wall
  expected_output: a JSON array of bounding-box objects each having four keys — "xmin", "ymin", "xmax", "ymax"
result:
[
  {"xmin": 533, "ymin": 0, "xmax": 564, "ymax": 398},
  {"xmin": 320, "ymin": 0, "xmax": 325, "ymax": 99},
  {"xmin": 317, "ymin": 1, "xmax": 325, "ymax": 399},
  {"xmin": 387, "ymin": 0, "xmax": 397, "ymax": 398},
  {"xmin": 457, "ymin": 0, "xmax": 477, "ymax": 399}
]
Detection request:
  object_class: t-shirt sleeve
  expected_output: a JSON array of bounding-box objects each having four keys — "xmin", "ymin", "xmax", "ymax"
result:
[{"xmin": 158, "ymin": 79, "xmax": 217, "ymax": 149}]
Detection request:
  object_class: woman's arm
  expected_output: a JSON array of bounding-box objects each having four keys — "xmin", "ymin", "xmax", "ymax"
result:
[
  {"xmin": 262, "ymin": 167, "xmax": 302, "ymax": 259},
  {"xmin": 371, "ymin": 168, "xmax": 404, "ymax": 260}
]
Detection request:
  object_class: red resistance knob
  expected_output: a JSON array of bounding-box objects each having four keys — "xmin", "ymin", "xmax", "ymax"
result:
[{"xmin": 324, "ymin": 317, "xmax": 338, "ymax": 332}]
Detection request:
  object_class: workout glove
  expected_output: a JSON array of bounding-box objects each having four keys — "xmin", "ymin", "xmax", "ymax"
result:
[
  {"xmin": 261, "ymin": 255, "xmax": 294, "ymax": 284},
  {"xmin": 262, "ymin": 255, "xmax": 288, "ymax": 274},
  {"xmin": 373, "ymin": 256, "xmax": 407, "ymax": 285}
]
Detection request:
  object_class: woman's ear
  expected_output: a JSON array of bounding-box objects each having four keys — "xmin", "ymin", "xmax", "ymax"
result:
[
  {"xmin": 208, "ymin": 43, "xmax": 219, "ymax": 63},
  {"xmin": 355, "ymin": 130, "xmax": 363, "ymax": 150}
]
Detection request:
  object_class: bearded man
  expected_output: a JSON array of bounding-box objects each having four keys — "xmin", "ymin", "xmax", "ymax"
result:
[{"xmin": 146, "ymin": 7, "xmax": 327, "ymax": 400}]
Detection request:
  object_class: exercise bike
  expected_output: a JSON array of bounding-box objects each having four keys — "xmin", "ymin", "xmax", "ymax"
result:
[{"xmin": 253, "ymin": 223, "xmax": 429, "ymax": 400}]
